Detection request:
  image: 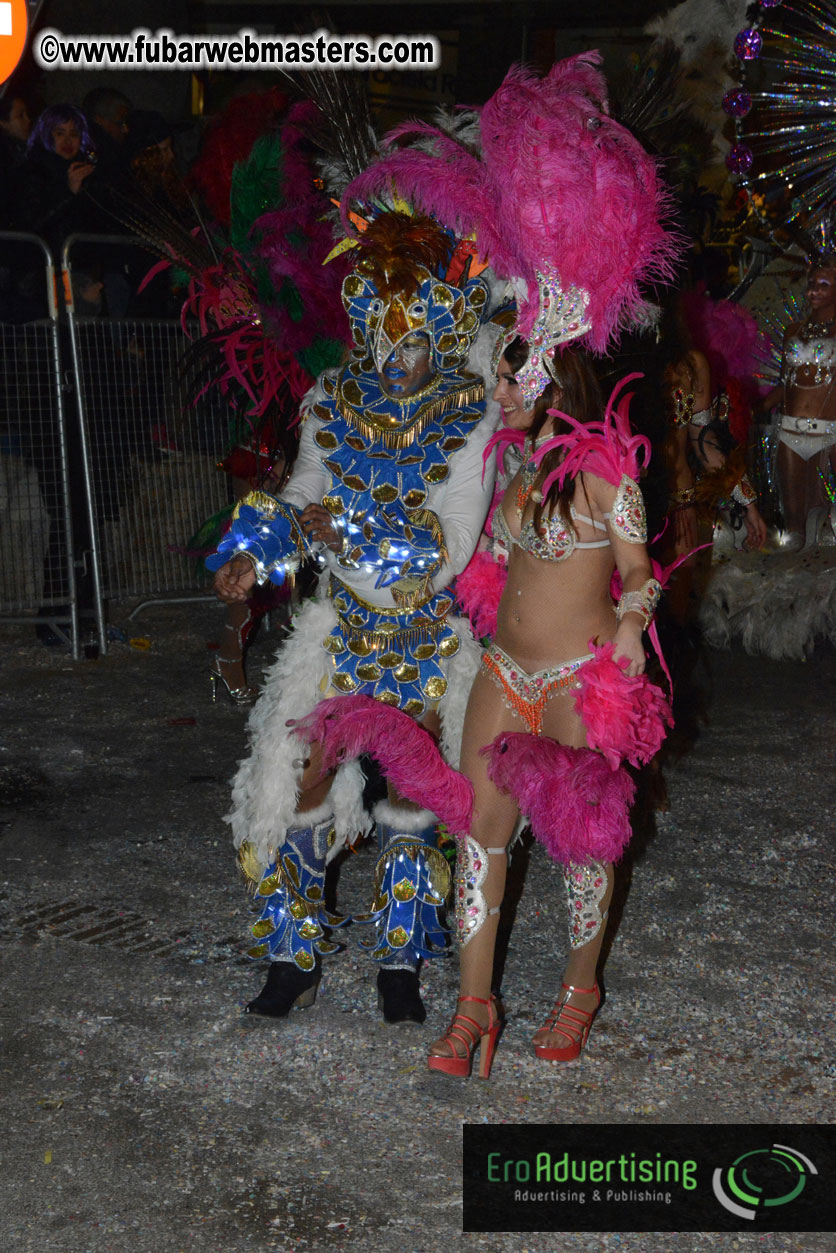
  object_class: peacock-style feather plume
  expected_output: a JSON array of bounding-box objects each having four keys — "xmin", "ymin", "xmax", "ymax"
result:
[{"xmin": 737, "ymin": 0, "xmax": 836, "ymax": 242}]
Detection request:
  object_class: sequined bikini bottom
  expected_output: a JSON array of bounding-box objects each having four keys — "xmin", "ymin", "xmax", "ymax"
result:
[
  {"xmin": 480, "ymin": 641, "xmax": 594, "ymax": 735},
  {"xmin": 777, "ymin": 413, "xmax": 836, "ymax": 461}
]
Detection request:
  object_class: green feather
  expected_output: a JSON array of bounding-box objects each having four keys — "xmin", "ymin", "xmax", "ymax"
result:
[
  {"xmin": 229, "ymin": 133, "xmax": 284, "ymax": 256},
  {"xmin": 299, "ymin": 337, "xmax": 349, "ymax": 378}
]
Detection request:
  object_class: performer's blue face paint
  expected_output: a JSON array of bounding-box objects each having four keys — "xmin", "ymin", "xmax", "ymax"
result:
[{"xmin": 379, "ymin": 332, "xmax": 433, "ymax": 398}]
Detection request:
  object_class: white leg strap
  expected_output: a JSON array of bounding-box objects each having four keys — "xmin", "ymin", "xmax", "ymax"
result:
[{"xmin": 564, "ymin": 862, "xmax": 609, "ymax": 950}]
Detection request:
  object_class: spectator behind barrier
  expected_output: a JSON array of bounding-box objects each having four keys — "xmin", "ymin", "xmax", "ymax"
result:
[
  {"xmin": 12, "ymin": 104, "xmax": 103, "ymax": 259},
  {"xmin": 125, "ymin": 109, "xmax": 192, "ymax": 214},
  {"xmin": 0, "ymin": 93, "xmax": 32, "ymax": 226},
  {"xmin": 82, "ymin": 86, "xmax": 131, "ymax": 177},
  {"xmin": 119, "ymin": 109, "xmax": 190, "ymax": 317}
]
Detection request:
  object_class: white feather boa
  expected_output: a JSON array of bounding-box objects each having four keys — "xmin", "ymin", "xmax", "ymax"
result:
[
  {"xmin": 226, "ymin": 597, "xmax": 482, "ymax": 872},
  {"xmin": 439, "ymin": 614, "xmax": 482, "ymax": 768},
  {"xmin": 699, "ymin": 548, "xmax": 836, "ymax": 660},
  {"xmin": 226, "ymin": 597, "xmax": 370, "ymax": 870}
]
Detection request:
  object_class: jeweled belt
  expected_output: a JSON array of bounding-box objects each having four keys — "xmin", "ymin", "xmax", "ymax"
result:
[{"xmin": 781, "ymin": 415, "xmax": 836, "ymax": 435}]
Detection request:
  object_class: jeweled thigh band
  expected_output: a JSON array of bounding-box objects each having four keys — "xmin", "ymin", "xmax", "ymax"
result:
[{"xmin": 480, "ymin": 641, "xmax": 594, "ymax": 735}]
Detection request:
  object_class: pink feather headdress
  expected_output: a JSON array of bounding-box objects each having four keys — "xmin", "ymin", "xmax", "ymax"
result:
[{"xmin": 343, "ymin": 53, "xmax": 681, "ymax": 377}]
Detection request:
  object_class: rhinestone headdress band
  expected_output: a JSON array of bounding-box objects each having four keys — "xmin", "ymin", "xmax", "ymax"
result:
[{"xmin": 506, "ymin": 264, "xmax": 591, "ymax": 407}]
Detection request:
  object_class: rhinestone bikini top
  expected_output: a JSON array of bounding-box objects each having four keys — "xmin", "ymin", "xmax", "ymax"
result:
[
  {"xmin": 492, "ymin": 458, "xmax": 646, "ymax": 562},
  {"xmin": 784, "ymin": 331, "xmax": 836, "ymax": 388}
]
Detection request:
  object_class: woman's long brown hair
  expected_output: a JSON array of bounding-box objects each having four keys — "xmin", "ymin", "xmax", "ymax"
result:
[{"xmin": 504, "ymin": 337, "xmax": 603, "ymax": 532}]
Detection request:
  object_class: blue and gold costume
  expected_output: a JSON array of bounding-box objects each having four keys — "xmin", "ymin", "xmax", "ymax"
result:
[{"xmin": 209, "ymin": 212, "xmax": 502, "ymax": 1005}]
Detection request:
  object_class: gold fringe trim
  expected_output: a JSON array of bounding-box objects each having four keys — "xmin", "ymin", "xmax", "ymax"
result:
[
  {"xmin": 330, "ymin": 577, "xmax": 440, "ymax": 617},
  {"xmin": 335, "ymin": 378, "xmax": 484, "ymax": 447},
  {"xmin": 336, "ymin": 613, "xmax": 446, "ymax": 650},
  {"xmin": 390, "ymin": 576, "xmax": 435, "ymax": 612},
  {"xmin": 232, "ymin": 489, "xmax": 280, "ymax": 521}
]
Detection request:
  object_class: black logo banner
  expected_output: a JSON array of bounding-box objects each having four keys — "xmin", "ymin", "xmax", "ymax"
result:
[{"xmin": 462, "ymin": 1124, "xmax": 836, "ymax": 1232}]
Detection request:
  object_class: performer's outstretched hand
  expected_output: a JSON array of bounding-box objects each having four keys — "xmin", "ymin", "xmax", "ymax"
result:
[{"xmin": 213, "ymin": 554, "xmax": 257, "ymax": 603}]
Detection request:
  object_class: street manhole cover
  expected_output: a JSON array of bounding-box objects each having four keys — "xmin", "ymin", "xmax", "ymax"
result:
[{"xmin": 10, "ymin": 899, "xmax": 247, "ymax": 964}]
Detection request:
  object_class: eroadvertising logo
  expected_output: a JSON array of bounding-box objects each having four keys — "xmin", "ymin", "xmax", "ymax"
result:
[
  {"xmin": 712, "ymin": 1143, "xmax": 817, "ymax": 1221},
  {"xmin": 462, "ymin": 1125, "xmax": 835, "ymax": 1233}
]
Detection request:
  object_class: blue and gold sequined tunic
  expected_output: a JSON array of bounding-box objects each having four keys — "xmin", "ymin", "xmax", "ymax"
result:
[{"xmin": 232, "ymin": 352, "xmax": 498, "ymax": 716}]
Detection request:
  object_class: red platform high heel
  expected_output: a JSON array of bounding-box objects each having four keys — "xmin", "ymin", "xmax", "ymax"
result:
[
  {"xmin": 533, "ymin": 982, "xmax": 600, "ymax": 1061},
  {"xmin": 427, "ymin": 994, "xmax": 502, "ymax": 1079}
]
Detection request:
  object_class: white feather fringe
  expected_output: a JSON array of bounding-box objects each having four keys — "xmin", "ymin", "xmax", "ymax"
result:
[
  {"xmin": 373, "ymin": 800, "xmax": 437, "ymax": 833},
  {"xmin": 699, "ymin": 548, "xmax": 836, "ymax": 660},
  {"xmin": 225, "ymin": 596, "xmax": 370, "ymax": 871}
]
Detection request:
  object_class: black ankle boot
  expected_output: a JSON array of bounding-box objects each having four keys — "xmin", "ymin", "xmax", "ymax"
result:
[
  {"xmin": 244, "ymin": 961, "xmax": 320, "ymax": 1018},
  {"xmin": 376, "ymin": 968, "xmax": 426, "ymax": 1025}
]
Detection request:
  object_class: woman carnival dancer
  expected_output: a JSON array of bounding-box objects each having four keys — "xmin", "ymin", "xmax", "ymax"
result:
[
  {"xmin": 767, "ymin": 255, "xmax": 836, "ymax": 549},
  {"xmin": 665, "ymin": 296, "xmax": 766, "ymax": 551},
  {"xmin": 658, "ymin": 291, "xmax": 767, "ymax": 626},
  {"xmin": 427, "ymin": 334, "xmax": 671, "ymax": 1077}
]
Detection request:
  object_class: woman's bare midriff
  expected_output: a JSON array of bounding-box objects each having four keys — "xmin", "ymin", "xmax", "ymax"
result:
[
  {"xmin": 494, "ymin": 468, "xmax": 618, "ymax": 668},
  {"xmin": 784, "ymin": 375, "xmax": 836, "ymax": 421},
  {"xmin": 495, "ymin": 543, "xmax": 617, "ymax": 671}
]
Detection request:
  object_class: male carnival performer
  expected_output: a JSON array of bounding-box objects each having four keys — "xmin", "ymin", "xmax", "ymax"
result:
[{"xmin": 209, "ymin": 210, "xmax": 502, "ymax": 1024}]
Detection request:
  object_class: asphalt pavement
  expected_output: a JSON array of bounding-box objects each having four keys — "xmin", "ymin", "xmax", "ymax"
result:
[{"xmin": 1, "ymin": 602, "xmax": 833, "ymax": 1253}]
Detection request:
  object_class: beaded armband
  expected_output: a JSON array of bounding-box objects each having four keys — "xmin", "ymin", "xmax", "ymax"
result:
[
  {"xmin": 731, "ymin": 474, "xmax": 757, "ymax": 508},
  {"xmin": 671, "ymin": 388, "xmax": 695, "ymax": 428},
  {"xmin": 615, "ymin": 577, "xmax": 662, "ymax": 630},
  {"xmin": 610, "ymin": 476, "xmax": 647, "ymax": 544}
]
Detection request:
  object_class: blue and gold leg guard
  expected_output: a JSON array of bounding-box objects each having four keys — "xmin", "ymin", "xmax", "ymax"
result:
[
  {"xmin": 354, "ymin": 802, "xmax": 451, "ymax": 968},
  {"xmin": 246, "ymin": 809, "xmax": 346, "ymax": 972}
]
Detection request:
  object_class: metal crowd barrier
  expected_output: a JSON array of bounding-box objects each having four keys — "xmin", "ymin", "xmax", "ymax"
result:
[
  {"xmin": 63, "ymin": 234, "xmax": 233, "ymax": 656},
  {"xmin": 0, "ymin": 233, "xmax": 80, "ymax": 657}
]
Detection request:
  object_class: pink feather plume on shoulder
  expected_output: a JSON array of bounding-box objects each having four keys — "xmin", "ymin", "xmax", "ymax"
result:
[
  {"xmin": 533, "ymin": 374, "xmax": 650, "ymax": 497},
  {"xmin": 291, "ymin": 695, "xmax": 473, "ymax": 835},
  {"xmin": 482, "ymin": 732, "xmax": 635, "ymax": 864}
]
